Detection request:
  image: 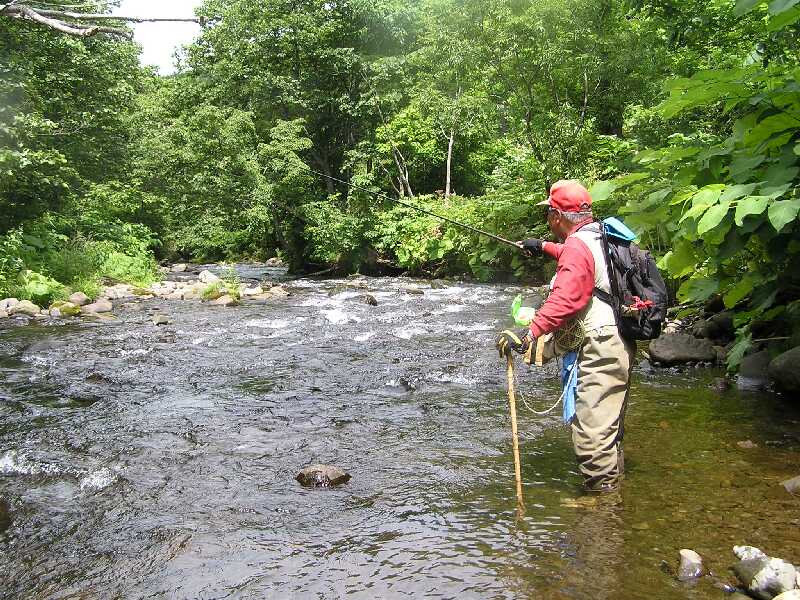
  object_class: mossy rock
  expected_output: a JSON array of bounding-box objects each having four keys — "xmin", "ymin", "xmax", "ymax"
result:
[{"xmin": 49, "ymin": 301, "xmax": 81, "ymax": 317}]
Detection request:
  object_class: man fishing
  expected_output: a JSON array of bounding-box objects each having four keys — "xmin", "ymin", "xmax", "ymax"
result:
[{"xmin": 496, "ymin": 180, "xmax": 635, "ymax": 492}]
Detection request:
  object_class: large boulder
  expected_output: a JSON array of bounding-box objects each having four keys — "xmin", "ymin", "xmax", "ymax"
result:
[
  {"xmin": 768, "ymin": 347, "xmax": 800, "ymax": 392},
  {"xmin": 649, "ymin": 333, "xmax": 717, "ymax": 365},
  {"xmin": 171, "ymin": 263, "xmax": 188, "ymax": 273},
  {"xmin": 265, "ymin": 257, "xmax": 284, "ymax": 267},
  {"xmin": 8, "ymin": 300, "xmax": 41, "ymax": 317},
  {"xmin": 81, "ymin": 299, "xmax": 113, "ymax": 315}
]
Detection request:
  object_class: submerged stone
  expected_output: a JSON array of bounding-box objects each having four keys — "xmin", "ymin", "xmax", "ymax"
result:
[
  {"xmin": 678, "ymin": 549, "xmax": 704, "ymax": 580},
  {"xmin": 363, "ymin": 294, "xmax": 378, "ymax": 306},
  {"xmin": 296, "ymin": 464, "xmax": 351, "ymax": 488},
  {"xmin": 152, "ymin": 314, "xmax": 171, "ymax": 326},
  {"xmin": 781, "ymin": 475, "xmax": 800, "ymax": 495}
]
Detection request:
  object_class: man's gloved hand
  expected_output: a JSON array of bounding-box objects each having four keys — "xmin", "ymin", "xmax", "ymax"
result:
[
  {"xmin": 496, "ymin": 329, "xmax": 532, "ymax": 357},
  {"xmin": 516, "ymin": 238, "xmax": 543, "ymax": 257}
]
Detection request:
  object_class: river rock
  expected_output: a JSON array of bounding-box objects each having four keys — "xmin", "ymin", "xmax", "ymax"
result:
[
  {"xmin": 0, "ymin": 298, "xmax": 18, "ymax": 311},
  {"xmin": 242, "ymin": 286, "xmax": 264, "ymax": 297},
  {"xmin": 211, "ymin": 294, "xmax": 237, "ymax": 307},
  {"xmin": 732, "ymin": 554, "xmax": 798, "ymax": 600},
  {"xmin": 781, "ymin": 475, "xmax": 800, "ymax": 494},
  {"xmin": 68, "ymin": 292, "xmax": 90, "ymax": 306},
  {"xmin": 267, "ymin": 285, "xmax": 289, "ymax": 299},
  {"xmin": 171, "ymin": 263, "xmax": 188, "ymax": 273},
  {"xmin": 295, "ymin": 464, "xmax": 351, "ymax": 487},
  {"xmin": 363, "ymin": 294, "xmax": 378, "ymax": 306},
  {"xmin": 265, "ymin": 257, "xmax": 284, "ymax": 267},
  {"xmin": 692, "ymin": 311, "xmax": 734, "ymax": 342},
  {"xmin": 0, "ymin": 497, "xmax": 10, "ymax": 532},
  {"xmin": 166, "ymin": 291, "xmax": 184, "ymax": 300},
  {"xmin": 152, "ymin": 314, "xmax": 171, "ymax": 326},
  {"xmin": 102, "ymin": 284, "xmax": 134, "ymax": 299},
  {"xmin": 768, "ymin": 347, "xmax": 800, "ymax": 392},
  {"xmin": 0, "ymin": 310, "xmax": 7, "ymax": 319},
  {"xmin": 430, "ymin": 279, "xmax": 448, "ymax": 289},
  {"xmin": 649, "ymin": 333, "xmax": 717, "ymax": 365},
  {"xmin": 738, "ymin": 351, "xmax": 772, "ymax": 390},
  {"xmin": 404, "ymin": 286, "xmax": 424, "ymax": 295},
  {"xmin": 49, "ymin": 301, "xmax": 81, "ymax": 317},
  {"xmin": 773, "ymin": 590, "xmax": 800, "ymax": 600},
  {"xmin": 9, "ymin": 300, "xmax": 41, "ymax": 317},
  {"xmin": 678, "ymin": 549, "xmax": 704, "ymax": 580},
  {"xmin": 131, "ymin": 287, "xmax": 154, "ymax": 297},
  {"xmin": 198, "ymin": 270, "xmax": 220, "ymax": 284},
  {"xmin": 81, "ymin": 299, "xmax": 113, "ymax": 314}
]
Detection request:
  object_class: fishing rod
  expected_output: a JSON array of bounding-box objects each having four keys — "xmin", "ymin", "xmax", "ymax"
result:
[{"xmin": 299, "ymin": 165, "xmax": 523, "ymax": 250}]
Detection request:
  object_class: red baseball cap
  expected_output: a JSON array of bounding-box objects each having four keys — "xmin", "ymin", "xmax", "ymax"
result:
[{"xmin": 537, "ymin": 180, "xmax": 592, "ymax": 212}]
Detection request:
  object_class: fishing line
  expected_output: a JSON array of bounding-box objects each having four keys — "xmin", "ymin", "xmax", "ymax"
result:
[{"xmin": 298, "ymin": 165, "xmax": 522, "ymax": 249}]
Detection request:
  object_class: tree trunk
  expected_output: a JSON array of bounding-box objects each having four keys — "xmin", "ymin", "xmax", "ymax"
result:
[{"xmin": 445, "ymin": 127, "xmax": 455, "ymax": 199}]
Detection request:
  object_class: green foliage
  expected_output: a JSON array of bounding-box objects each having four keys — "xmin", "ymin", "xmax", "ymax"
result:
[
  {"xmin": 593, "ymin": 10, "xmax": 800, "ymax": 362},
  {"xmin": 201, "ymin": 281, "xmax": 224, "ymax": 301},
  {"xmin": 14, "ymin": 270, "xmax": 65, "ymax": 306},
  {"xmin": 220, "ymin": 267, "xmax": 242, "ymax": 302}
]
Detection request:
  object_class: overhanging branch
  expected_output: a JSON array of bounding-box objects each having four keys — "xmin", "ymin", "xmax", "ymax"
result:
[{"xmin": 0, "ymin": 2, "xmax": 201, "ymax": 39}]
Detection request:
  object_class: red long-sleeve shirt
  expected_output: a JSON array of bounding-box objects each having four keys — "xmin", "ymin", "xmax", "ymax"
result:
[{"xmin": 529, "ymin": 232, "xmax": 595, "ymax": 339}]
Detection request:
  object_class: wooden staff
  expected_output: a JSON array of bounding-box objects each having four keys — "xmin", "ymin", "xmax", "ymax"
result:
[{"xmin": 505, "ymin": 354, "xmax": 525, "ymax": 511}]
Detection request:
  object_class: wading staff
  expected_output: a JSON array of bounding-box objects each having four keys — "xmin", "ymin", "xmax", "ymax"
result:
[
  {"xmin": 299, "ymin": 165, "xmax": 522, "ymax": 249},
  {"xmin": 505, "ymin": 353, "xmax": 525, "ymax": 512}
]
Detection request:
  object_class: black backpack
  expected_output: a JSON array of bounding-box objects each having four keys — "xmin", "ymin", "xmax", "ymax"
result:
[{"xmin": 594, "ymin": 222, "xmax": 669, "ymax": 341}]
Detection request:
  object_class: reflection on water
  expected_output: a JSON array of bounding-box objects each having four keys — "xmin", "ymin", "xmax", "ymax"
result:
[{"xmin": 0, "ymin": 269, "xmax": 798, "ymax": 599}]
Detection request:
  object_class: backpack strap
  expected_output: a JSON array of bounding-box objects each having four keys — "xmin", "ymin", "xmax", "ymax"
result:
[{"xmin": 595, "ymin": 222, "xmax": 621, "ymax": 318}]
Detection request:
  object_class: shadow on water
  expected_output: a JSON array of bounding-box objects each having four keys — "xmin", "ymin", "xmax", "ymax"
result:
[{"xmin": 0, "ymin": 267, "xmax": 798, "ymax": 599}]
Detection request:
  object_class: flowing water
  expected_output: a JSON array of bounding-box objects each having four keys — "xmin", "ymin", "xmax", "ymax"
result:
[{"xmin": 1, "ymin": 267, "xmax": 798, "ymax": 599}]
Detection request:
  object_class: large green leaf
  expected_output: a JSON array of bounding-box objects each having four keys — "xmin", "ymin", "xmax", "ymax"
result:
[
  {"xmin": 768, "ymin": 4, "xmax": 800, "ymax": 29},
  {"xmin": 677, "ymin": 276, "xmax": 719, "ymax": 303},
  {"xmin": 735, "ymin": 0, "xmax": 763, "ymax": 17},
  {"xmin": 724, "ymin": 277, "xmax": 755, "ymax": 308},
  {"xmin": 729, "ymin": 153, "xmax": 766, "ymax": 180},
  {"xmin": 744, "ymin": 113, "xmax": 800, "ymax": 146},
  {"xmin": 661, "ymin": 240, "xmax": 698, "ymax": 277},
  {"xmin": 763, "ymin": 165, "xmax": 799, "ymax": 185},
  {"xmin": 697, "ymin": 200, "xmax": 731, "ymax": 235},
  {"xmin": 769, "ymin": 0, "xmax": 800, "ymax": 14},
  {"xmin": 767, "ymin": 198, "xmax": 800, "ymax": 231},
  {"xmin": 720, "ymin": 183, "xmax": 757, "ymax": 203},
  {"xmin": 734, "ymin": 195, "xmax": 770, "ymax": 225},
  {"xmin": 589, "ymin": 180, "xmax": 616, "ymax": 202}
]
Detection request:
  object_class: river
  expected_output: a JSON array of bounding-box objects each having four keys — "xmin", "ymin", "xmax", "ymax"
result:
[{"xmin": 1, "ymin": 266, "xmax": 798, "ymax": 599}]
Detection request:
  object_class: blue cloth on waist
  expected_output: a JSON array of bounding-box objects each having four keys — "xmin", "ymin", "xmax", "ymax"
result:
[{"xmin": 562, "ymin": 351, "xmax": 578, "ymax": 424}]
